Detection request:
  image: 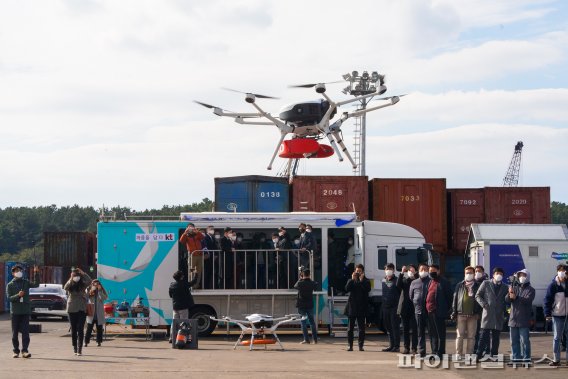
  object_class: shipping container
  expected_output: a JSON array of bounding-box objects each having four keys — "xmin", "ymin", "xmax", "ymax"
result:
[
  {"xmin": 447, "ymin": 188, "xmax": 485, "ymax": 252},
  {"xmin": 44, "ymin": 232, "xmax": 96, "ymax": 270},
  {"xmin": 291, "ymin": 176, "xmax": 369, "ymax": 221},
  {"xmin": 0, "ymin": 262, "xmax": 5, "ymax": 313},
  {"xmin": 215, "ymin": 175, "xmax": 289, "ymax": 212},
  {"xmin": 370, "ymin": 178, "xmax": 447, "ymax": 253},
  {"xmin": 484, "ymin": 187, "xmax": 551, "ymax": 224},
  {"xmin": 37, "ymin": 266, "xmax": 64, "ymax": 284},
  {"xmin": 4, "ymin": 262, "xmax": 29, "ymax": 312}
]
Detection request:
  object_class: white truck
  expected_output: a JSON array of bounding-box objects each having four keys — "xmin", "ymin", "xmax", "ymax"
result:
[
  {"xmin": 97, "ymin": 212, "xmax": 436, "ymax": 335},
  {"xmin": 466, "ymin": 223, "xmax": 568, "ymax": 328}
]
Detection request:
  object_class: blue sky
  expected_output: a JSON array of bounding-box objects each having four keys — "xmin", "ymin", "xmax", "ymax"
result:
[{"xmin": 0, "ymin": 0, "xmax": 567, "ymax": 208}]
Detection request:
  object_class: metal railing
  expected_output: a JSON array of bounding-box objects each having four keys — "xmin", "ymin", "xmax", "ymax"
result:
[{"xmin": 188, "ymin": 249, "xmax": 313, "ymax": 290}]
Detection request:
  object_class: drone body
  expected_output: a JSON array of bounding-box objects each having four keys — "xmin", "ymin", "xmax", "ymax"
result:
[{"xmin": 195, "ymin": 78, "xmax": 403, "ymax": 171}]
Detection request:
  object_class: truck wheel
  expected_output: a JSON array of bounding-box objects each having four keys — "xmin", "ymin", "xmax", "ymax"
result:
[{"xmin": 188, "ymin": 305, "xmax": 218, "ymax": 337}]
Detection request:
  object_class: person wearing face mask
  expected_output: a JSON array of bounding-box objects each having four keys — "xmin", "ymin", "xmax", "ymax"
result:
[
  {"xmin": 64, "ymin": 268, "xmax": 92, "ymax": 356},
  {"xmin": 201, "ymin": 226, "xmax": 217, "ymax": 289},
  {"xmin": 506, "ymin": 269, "xmax": 535, "ymax": 363},
  {"xmin": 381, "ymin": 263, "xmax": 401, "ymax": 352},
  {"xmin": 233, "ymin": 232, "xmax": 246, "ymax": 288},
  {"xmin": 85, "ymin": 279, "xmax": 108, "ymax": 347},
  {"xmin": 475, "ymin": 267, "xmax": 508, "ymax": 361},
  {"xmin": 276, "ymin": 227, "xmax": 292, "ymax": 288},
  {"xmin": 425, "ymin": 264, "xmax": 453, "ymax": 358},
  {"xmin": 220, "ymin": 227, "xmax": 235, "ymax": 289},
  {"xmin": 473, "ymin": 265, "xmax": 489, "ymax": 355},
  {"xmin": 344, "ymin": 264, "xmax": 371, "ymax": 351},
  {"xmin": 543, "ymin": 265, "xmax": 568, "ymax": 366},
  {"xmin": 298, "ymin": 223, "xmax": 315, "ymax": 265},
  {"xmin": 397, "ymin": 265, "xmax": 418, "ymax": 354},
  {"xmin": 409, "ymin": 264, "xmax": 431, "ymax": 357},
  {"xmin": 179, "ymin": 223, "xmax": 205, "ymax": 289},
  {"xmin": 7, "ymin": 265, "xmax": 40, "ymax": 358},
  {"xmin": 451, "ymin": 266, "xmax": 482, "ymax": 359}
]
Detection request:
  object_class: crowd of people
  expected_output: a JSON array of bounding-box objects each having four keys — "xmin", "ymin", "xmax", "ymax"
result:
[
  {"xmin": 7, "ymin": 230, "xmax": 568, "ymax": 367},
  {"xmin": 179, "ymin": 222, "xmax": 318, "ymax": 290}
]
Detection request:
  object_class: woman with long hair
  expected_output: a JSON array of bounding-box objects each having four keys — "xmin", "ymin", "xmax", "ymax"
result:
[
  {"xmin": 64, "ymin": 268, "xmax": 91, "ymax": 356},
  {"xmin": 85, "ymin": 278, "xmax": 107, "ymax": 347}
]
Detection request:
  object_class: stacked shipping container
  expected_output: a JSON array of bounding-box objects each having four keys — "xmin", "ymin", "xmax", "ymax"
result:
[
  {"xmin": 369, "ymin": 178, "xmax": 448, "ymax": 253},
  {"xmin": 290, "ymin": 176, "xmax": 369, "ymax": 221},
  {"xmin": 448, "ymin": 186, "xmax": 551, "ymax": 252},
  {"xmin": 44, "ymin": 232, "xmax": 96, "ymax": 273},
  {"xmin": 213, "ymin": 176, "xmax": 552, "ymax": 255}
]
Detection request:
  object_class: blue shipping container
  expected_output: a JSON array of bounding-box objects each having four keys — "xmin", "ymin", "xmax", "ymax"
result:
[
  {"xmin": 4, "ymin": 262, "xmax": 29, "ymax": 312},
  {"xmin": 215, "ymin": 176, "xmax": 289, "ymax": 212}
]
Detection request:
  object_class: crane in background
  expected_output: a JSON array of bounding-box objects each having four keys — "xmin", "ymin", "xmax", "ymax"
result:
[{"xmin": 503, "ymin": 141, "xmax": 524, "ymax": 187}]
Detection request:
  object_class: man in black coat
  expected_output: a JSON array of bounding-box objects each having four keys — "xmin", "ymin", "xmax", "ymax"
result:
[
  {"xmin": 202, "ymin": 225, "xmax": 218, "ymax": 289},
  {"xmin": 344, "ymin": 263, "xmax": 371, "ymax": 351},
  {"xmin": 382, "ymin": 262, "xmax": 401, "ymax": 352},
  {"xmin": 425, "ymin": 264, "xmax": 453, "ymax": 358},
  {"xmin": 294, "ymin": 269, "xmax": 318, "ymax": 344},
  {"xmin": 397, "ymin": 264, "xmax": 418, "ymax": 354},
  {"xmin": 168, "ymin": 269, "xmax": 199, "ymax": 342}
]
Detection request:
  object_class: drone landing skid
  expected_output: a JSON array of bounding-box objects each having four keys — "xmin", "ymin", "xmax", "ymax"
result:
[{"xmin": 279, "ymin": 139, "xmax": 334, "ymax": 159}]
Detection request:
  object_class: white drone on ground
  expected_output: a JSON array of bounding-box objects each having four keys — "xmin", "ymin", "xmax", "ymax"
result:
[
  {"xmin": 195, "ymin": 72, "xmax": 403, "ymax": 171},
  {"xmin": 210, "ymin": 313, "xmax": 304, "ymax": 351}
]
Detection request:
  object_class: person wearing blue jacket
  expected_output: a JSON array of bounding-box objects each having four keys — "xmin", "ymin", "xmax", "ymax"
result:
[
  {"xmin": 544, "ymin": 264, "xmax": 568, "ymax": 366},
  {"xmin": 381, "ymin": 263, "xmax": 401, "ymax": 352},
  {"xmin": 506, "ymin": 269, "xmax": 535, "ymax": 363}
]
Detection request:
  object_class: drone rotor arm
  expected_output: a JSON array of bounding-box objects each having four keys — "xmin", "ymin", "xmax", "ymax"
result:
[{"xmin": 347, "ymin": 96, "xmax": 400, "ymax": 118}]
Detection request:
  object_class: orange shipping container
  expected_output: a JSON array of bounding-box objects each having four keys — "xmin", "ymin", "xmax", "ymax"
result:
[
  {"xmin": 370, "ymin": 178, "xmax": 448, "ymax": 253},
  {"xmin": 484, "ymin": 187, "xmax": 551, "ymax": 224},
  {"xmin": 291, "ymin": 176, "xmax": 369, "ymax": 221},
  {"xmin": 447, "ymin": 188, "xmax": 485, "ymax": 252}
]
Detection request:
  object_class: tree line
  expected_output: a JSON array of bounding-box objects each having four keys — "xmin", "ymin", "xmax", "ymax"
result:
[{"xmin": 0, "ymin": 199, "xmax": 213, "ymax": 261}]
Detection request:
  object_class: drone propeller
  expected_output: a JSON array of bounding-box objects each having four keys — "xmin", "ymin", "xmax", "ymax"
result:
[
  {"xmin": 288, "ymin": 80, "xmax": 344, "ymax": 88},
  {"xmin": 221, "ymin": 87, "xmax": 279, "ymax": 99},
  {"xmin": 193, "ymin": 100, "xmax": 218, "ymax": 109}
]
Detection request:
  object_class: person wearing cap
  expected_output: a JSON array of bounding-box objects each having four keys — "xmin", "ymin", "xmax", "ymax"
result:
[
  {"xmin": 179, "ymin": 223, "xmax": 205, "ymax": 289},
  {"xmin": 6, "ymin": 265, "xmax": 40, "ymax": 358},
  {"xmin": 294, "ymin": 269, "xmax": 318, "ymax": 344},
  {"xmin": 506, "ymin": 269, "xmax": 535, "ymax": 363}
]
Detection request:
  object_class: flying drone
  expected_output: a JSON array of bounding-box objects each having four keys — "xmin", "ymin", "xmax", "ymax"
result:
[
  {"xmin": 194, "ymin": 71, "xmax": 403, "ymax": 172},
  {"xmin": 210, "ymin": 313, "xmax": 304, "ymax": 351}
]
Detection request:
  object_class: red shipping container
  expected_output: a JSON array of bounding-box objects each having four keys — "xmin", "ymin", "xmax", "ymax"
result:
[
  {"xmin": 44, "ymin": 232, "xmax": 96, "ymax": 270},
  {"xmin": 291, "ymin": 176, "xmax": 369, "ymax": 221},
  {"xmin": 370, "ymin": 178, "xmax": 448, "ymax": 253},
  {"xmin": 0, "ymin": 262, "xmax": 5, "ymax": 313},
  {"xmin": 484, "ymin": 187, "xmax": 551, "ymax": 224},
  {"xmin": 447, "ymin": 188, "xmax": 485, "ymax": 252}
]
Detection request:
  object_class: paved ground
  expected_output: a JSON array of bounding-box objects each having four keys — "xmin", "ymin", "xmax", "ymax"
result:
[{"xmin": 2, "ymin": 313, "xmax": 568, "ymax": 378}]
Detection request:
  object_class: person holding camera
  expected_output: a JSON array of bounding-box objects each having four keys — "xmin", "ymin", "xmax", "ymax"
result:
[
  {"xmin": 7, "ymin": 265, "xmax": 40, "ymax": 358},
  {"xmin": 544, "ymin": 264, "xmax": 568, "ymax": 366},
  {"xmin": 179, "ymin": 223, "xmax": 205, "ymax": 289},
  {"xmin": 168, "ymin": 269, "xmax": 199, "ymax": 342},
  {"xmin": 64, "ymin": 268, "xmax": 92, "ymax": 356},
  {"xmin": 85, "ymin": 279, "xmax": 108, "ymax": 347},
  {"xmin": 506, "ymin": 269, "xmax": 535, "ymax": 363},
  {"xmin": 344, "ymin": 264, "xmax": 371, "ymax": 351},
  {"xmin": 294, "ymin": 268, "xmax": 318, "ymax": 344}
]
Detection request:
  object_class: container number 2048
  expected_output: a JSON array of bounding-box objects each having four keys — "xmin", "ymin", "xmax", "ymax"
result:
[
  {"xmin": 322, "ymin": 189, "xmax": 344, "ymax": 196},
  {"xmin": 259, "ymin": 192, "xmax": 280, "ymax": 198}
]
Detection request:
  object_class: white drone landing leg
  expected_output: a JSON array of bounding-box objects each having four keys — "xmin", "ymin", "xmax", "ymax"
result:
[
  {"xmin": 267, "ymin": 132, "xmax": 287, "ymax": 170},
  {"xmin": 331, "ymin": 131, "xmax": 357, "ymax": 169},
  {"xmin": 321, "ymin": 126, "xmax": 344, "ymax": 162}
]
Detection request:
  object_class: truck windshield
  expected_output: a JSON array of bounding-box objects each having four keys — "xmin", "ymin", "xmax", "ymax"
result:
[{"xmin": 395, "ymin": 248, "xmax": 431, "ymax": 271}]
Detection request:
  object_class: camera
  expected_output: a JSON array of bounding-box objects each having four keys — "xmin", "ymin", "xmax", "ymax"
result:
[{"xmin": 298, "ymin": 265, "xmax": 306, "ymax": 273}]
